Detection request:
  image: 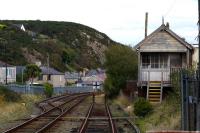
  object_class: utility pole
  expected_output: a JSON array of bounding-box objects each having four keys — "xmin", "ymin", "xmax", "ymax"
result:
[
  {"xmin": 145, "ymin": 12, "xmax": 148, "ymax": 38},
  {"xmin": 47, "ymin": 53, "xmax": 50, "ymax": 81},
  {"xmin": 197, "ymin": 0, "xmax": 200, "ymax": 130}
]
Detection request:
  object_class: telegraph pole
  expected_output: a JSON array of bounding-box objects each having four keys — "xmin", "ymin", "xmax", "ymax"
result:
[{"xmin": 197, "ymin": 0, "xmax": 200, "ymax": 130}]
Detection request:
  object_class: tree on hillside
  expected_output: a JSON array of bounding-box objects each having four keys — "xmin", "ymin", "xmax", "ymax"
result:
[
  {"xmin": 24, "ymin": 64, "xmax": 41, "ymax": 85},
  {"xmin": 104, "ymin": 45, "xmax": 138, "ymax": 98}
]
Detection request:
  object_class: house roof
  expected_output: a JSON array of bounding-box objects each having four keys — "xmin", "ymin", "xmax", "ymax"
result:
[
  {"xmin": 85, "ymin": 69, "xmax": 106, "ymax": 77},
  {"xmin": 65, "ymin": 72, "xmax": 80, "ymax": 79},
  {"xmin": 86, "ymin": 69, "xmax": 98, "ymax": 77},
  {"xmin": 0, "ymin": 61, "xmax": 13, "ymax": 67},
  {"xmin": 134, "ymin": 24, "xmax": 193, "ymax": 52},
  {"xmin": 40, "ymin": 66, "xmax": 64, "ymax": 75}
]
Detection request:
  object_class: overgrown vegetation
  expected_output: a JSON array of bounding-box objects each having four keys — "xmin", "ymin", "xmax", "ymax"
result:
[
  {"xmin": 134, "ymin": 98, "xmax": 153, "ymax": 117},
  {"xmin": 43, "ymin": 82, "xmax": 54, "ymax": 98},
  {"xmin": 104, "ymin": 45, "xmax": 138, "ymax": 98},
  {"xmin": 135, "ymin": 93, "xmax": 181, "ymax": 133},
  {"xmin": 134, "ymin": 71, "xmax": 183, "ymax": 133},
  {"xmin": 0, "ymin": 94, "xmax": 43, "ymax": 132},
  {"xmin": 0, "ymin": 20, "xmax": 121, "ymax": 71},
  {"xmin": 0, "ymin": 85, "xmax": 21, "ymax": 102}
]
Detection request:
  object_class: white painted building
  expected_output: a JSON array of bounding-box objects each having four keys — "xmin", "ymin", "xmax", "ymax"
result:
[{"xmin": 0, "ymin": 61, "xmax": 16, "ymax": 84}]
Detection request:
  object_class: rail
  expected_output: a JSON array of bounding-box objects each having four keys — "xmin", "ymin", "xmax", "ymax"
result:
[
  {"xmin": 105, "ymin": 103, "xmax": 118, "ymax": 133},
  {"xmin": 79, "ymin": 102, "xmax": 94, "ymax": 133},
  {"xmin": 3, "ymin": 93, "xmax": 91, "ymax": 133}
]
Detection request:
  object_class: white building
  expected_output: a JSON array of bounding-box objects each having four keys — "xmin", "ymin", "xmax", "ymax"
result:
[{"xmin": 0, "ymin": 61, "xmax": 16, "ymax": 84}]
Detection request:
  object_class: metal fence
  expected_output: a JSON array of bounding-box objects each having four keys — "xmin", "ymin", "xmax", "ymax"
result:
[
  {"xmin": 3, "ymin": 84, "xmax": 103, "ymax": 95},
  {"xmin": 181, "ymin": 71, "xmax": 200, "ymax": 131}
]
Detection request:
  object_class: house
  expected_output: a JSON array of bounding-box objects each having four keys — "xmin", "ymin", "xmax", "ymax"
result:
[
  {"xmin": 65, "ymin": 72, "xmax": 81, "ymax": 84},
  {"xmin": 12, "ymin": 24, "xmax": 26, "ymax": 32},
  {"xmin": 34, "ymin": 66, "xmax": 65, "ymax": 87},
  {"xmin": 0, "ymin": 61, "xmax": 16, "ymax": 84},
  {"xmin": 135, "ymin": 23, "xmax": 194, "ymax": 103},
  {"xmin": 80, "ymin": 69, "xmax": 106, "ymax": 88}
]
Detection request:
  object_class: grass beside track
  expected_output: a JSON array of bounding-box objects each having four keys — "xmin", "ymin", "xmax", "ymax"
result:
[
  {"xmin": 0, "ymin": 94, "xmax": 44, "ymax": 132},
  {"xmin": 135, "ymin": 94, "xmax": 181, "ymax": 133}
]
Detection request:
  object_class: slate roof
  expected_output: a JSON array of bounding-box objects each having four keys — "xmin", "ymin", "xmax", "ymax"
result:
[
  {"xmin": 65, "ymin": 72, "xmax": 80, "ymax": 79},
  {"xmin": 40, "ymin": 66, "xmax": 64, "ymax": 75},
  {"xmin": 0, "ymin": 61, "xmax": 13, "ymax": 67},
  {"xmin": 135, "ymin": 24, "xmax": 193, "ymax": 52},
  {"xmin": 86, "ymin": 69, "xmax": 98, "ymax": 77}
]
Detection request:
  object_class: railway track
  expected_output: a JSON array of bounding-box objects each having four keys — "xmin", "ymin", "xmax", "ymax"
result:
[
  {"xmin": 3, "ymin": 93, "xmax": 92, "ymax": 133},
  {"xmin": 3, "ymin": 93, "xmax": 140, "ymax": 133},
  {"xmin": 78, "ymin": 95, "xmax": 118, "ymax": 133},
  {"xmin": 36, "ymin": 93, "xmax": 90, "ymax": 112},
  {"xmin": 77, "ymin": 95, "xmax": 140, "ymax": 133}
]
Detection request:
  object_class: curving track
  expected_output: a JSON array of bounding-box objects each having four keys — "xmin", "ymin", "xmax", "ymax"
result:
[
  {"xmin": 3, "ymin": 93, "xmax": 92, "ymax": 133},
  {"xmin": 3, "ymin": 93, "xmax": 140, "ymax": 133}
]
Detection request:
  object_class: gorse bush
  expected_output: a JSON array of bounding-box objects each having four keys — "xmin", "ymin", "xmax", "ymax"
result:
[
  {"xmin": 43, "ymin": 82, "xmax": 53, "ymax": 98},
  {"xmin": 0, "ymin": 85, "xmax": 21, "ymax": 102},
  {"xmin": 134, "ymin": 98, "xmax": 153, "ymax": 117}
]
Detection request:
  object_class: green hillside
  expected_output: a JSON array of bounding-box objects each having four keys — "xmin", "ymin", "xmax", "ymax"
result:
[{"xmin": 0, "ymin": 20, "xmax": 121, "ymax": 71}]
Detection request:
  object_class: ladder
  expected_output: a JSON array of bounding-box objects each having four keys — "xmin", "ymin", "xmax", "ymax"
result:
[{"xmin": 147, "ymin": 81, "xmax": 163, "ymax": 103}]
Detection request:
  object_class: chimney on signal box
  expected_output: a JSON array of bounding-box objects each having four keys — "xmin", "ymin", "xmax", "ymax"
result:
[{"xmin": 145, "ymin": 12, "xmax": 148, "ymax": 38}]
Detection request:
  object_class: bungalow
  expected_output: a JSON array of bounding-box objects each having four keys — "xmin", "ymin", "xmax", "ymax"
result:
[
  {"xmin": 0, "ymin": 61, "xmax": 16, "ymax": 84},
  {"xmin": 135, "ymin": 23, "xmax": 194, "ymax": 103},
  {"xmin": 34, "ymin": 66, "xmax": 65, "ymax": 87}
]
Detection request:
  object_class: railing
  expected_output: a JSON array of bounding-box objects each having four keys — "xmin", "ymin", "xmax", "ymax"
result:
[
  {"xmin": 139, "ymin": 67, "xmax": 184, "ymax": 86},
  {"xmin": 1, "ymin": 84, "xmax": 103, "ymax": 95}
]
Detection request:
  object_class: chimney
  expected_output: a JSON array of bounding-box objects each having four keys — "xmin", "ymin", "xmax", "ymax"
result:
[
  {"xmin": 145, "ymin": 12, "xmax": 148, "ymax": 38},
  {"xmin": 166, "ymin": 22, "xmax": 170, "ymax": 29}
]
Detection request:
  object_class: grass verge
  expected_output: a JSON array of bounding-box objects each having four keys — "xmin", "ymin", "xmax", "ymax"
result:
[
  {"xmin": 0, "ymin": 92, "xmax": 44, "ymax": 131},
  {"xmin": 135, "ymin": 93, "xmax": 181, "ymax": 133}
]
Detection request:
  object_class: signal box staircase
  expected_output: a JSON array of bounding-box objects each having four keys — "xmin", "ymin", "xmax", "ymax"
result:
[{"xmin": 147, "ymin": 81, "xmax": 163, "ymax": 103}]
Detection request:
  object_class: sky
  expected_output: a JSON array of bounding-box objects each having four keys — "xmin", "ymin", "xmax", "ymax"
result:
[{"xmin": 0, "ymin": 0, "xmax": 198, "ymax": 46}]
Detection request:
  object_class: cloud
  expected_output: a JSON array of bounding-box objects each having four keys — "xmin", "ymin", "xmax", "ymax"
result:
[{"xmin": 0, "ymin": 0, "xmax": 198, "ymax": 45}]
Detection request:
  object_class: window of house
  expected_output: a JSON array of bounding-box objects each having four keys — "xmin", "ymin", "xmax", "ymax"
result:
[
  {"xmin": 142, "ymin": 54, "xmax": 150, "ymax": 68},
  {"xmin": 151, "ymin": 54, "xmax": 159, "ymax": 68},
  {"xmin": 170, "ymin": 54, "xmax": 182, "ymax": 67},
  {"xmin": 160, "ymin": 54, "xmax": 168, "ymax": 68},
  {"xmin": 142, "ymin": 53, "xmax": 168, "ymax": 69},
  {"xmin": 38, "ymin": 75, "xmax": 43, "ymax": 80},
  {"xmin": 47, "ymin": 74, "xmax": 51, "ymax": 80}
]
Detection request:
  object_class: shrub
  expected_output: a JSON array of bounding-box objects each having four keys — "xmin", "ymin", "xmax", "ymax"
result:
[
  {"xmin": 43, "ymin": 82, "xmax": 53, "ymax": 98},
  {"xmin": 134, "ymin": 98, "xmax": 153, "ymax": 117},
  {"xmin": 0, "ymin": 85, "xmax": 21, "ymax": 102}
]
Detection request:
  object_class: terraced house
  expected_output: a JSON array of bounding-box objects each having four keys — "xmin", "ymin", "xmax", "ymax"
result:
[{"xmin": 135, "ymin": 23, "xmax": 194, "ymax": 103}]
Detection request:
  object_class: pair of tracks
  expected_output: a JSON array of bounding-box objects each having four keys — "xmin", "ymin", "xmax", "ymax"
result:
[
  {"xmin": 3, "ymin": 92, "xmax": 139, "ymax": 133},
  {"xmin": 78, "ymin": 96, "xmax": 116, "ymax": 133},
  {"xmin": 77, "ymin": 95, "xmax": 139, "ymax": 133},
  {"xmin": 3, "ymin": 93, "xmax": 92, "ymax": 133}
]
